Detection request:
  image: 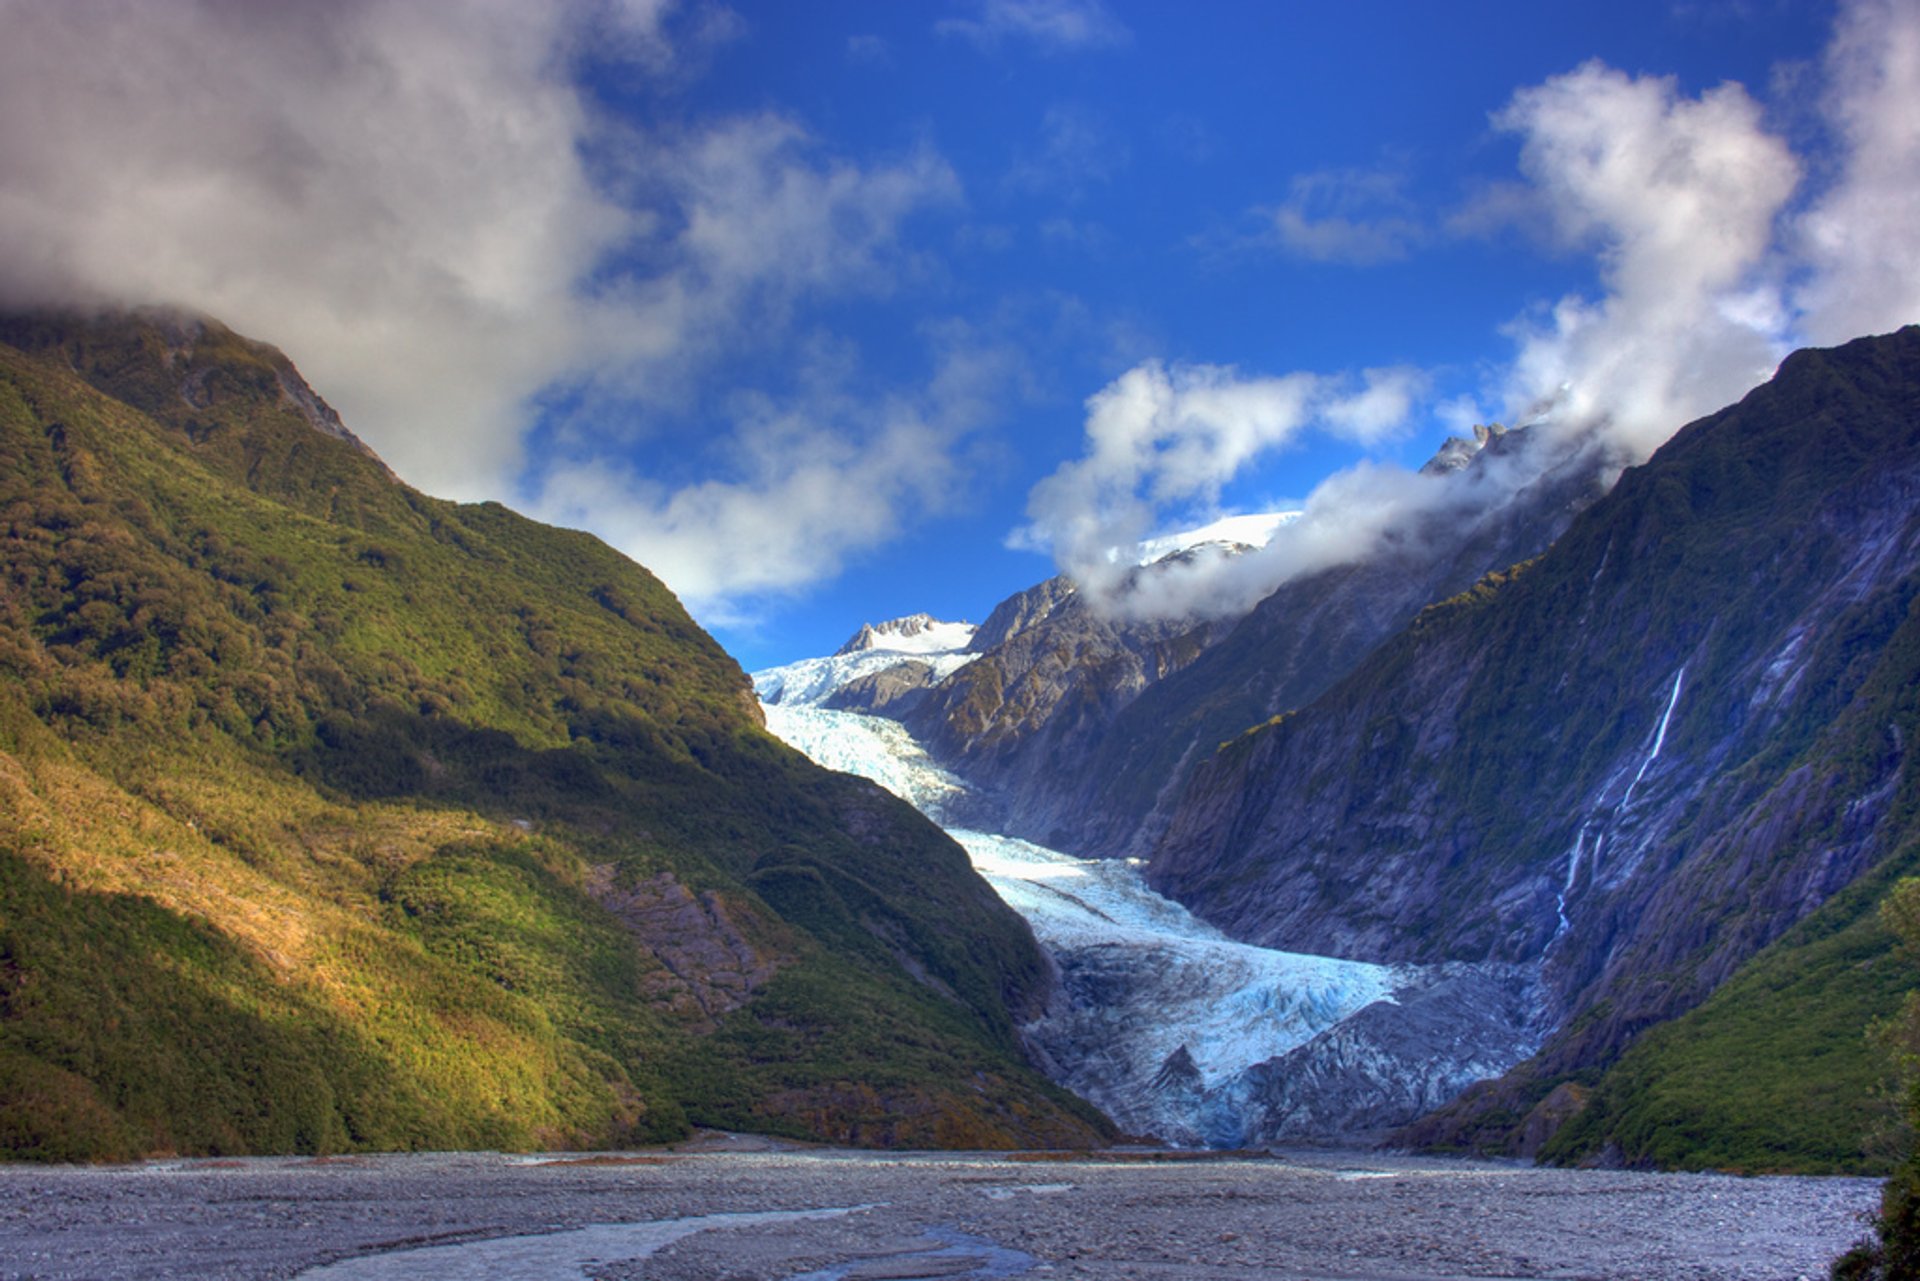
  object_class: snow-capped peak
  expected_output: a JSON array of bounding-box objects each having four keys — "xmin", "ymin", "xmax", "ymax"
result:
[
  {"xmin": 1134, "ymin": 511, "xmax": 1300, "ymax": 566},
  {"xmin": 755, "ymin": 616, "xmax": 978, "ymax": 708},
  {"xmin": 834, "ymin": 613, "xmax": 976, "ymax": 657}
]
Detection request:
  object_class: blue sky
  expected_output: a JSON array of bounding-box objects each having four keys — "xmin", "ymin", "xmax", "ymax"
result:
[{"xmin": 3, "ymin": 0, "xmax": 1916, "ymax": 668}]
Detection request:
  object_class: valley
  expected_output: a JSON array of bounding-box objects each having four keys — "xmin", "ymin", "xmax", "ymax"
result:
[{"xmin": 757, "ymin": 623, "xmax": 1551, "ymax": 1147}]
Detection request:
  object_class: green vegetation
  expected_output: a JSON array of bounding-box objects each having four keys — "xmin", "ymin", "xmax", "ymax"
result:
[
  {"xmin": 1543, "ymin": 848, "xmax": 1920, "ymax": 1174},
  {"xmin": 0, "ymin": 308, "xmax": 1108, "ymax": 1160},
  {"xmin": 1833, "ymin": 877, "xmax": 1920, "ymax": 1278}
]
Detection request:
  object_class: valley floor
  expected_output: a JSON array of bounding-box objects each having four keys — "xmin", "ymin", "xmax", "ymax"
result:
[{"xmin": 0, "ymin": 1139, "xmax": 1877, "ymax": 1280}]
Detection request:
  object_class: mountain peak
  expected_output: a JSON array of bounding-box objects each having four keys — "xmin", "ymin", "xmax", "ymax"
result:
[
  {"xmin": 1419, "ymin": 422, "xmax": 1509, "ymax": 476},
  {"xmin": 1134, "ymin": 511, "xmax": 1300, "ymax": 566},
  {"xmin": 2, "ymin": 307, "xmax": 380, "ymax": 459},
  {"xmin": 834, "ymin": 613, "xmax": 975, "ymax": 656}
]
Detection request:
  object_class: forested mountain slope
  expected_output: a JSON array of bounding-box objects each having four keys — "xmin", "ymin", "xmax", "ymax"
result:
[{"xmin": 0, "ymin": 308, "xmax": 1107, "ymax": 1160}]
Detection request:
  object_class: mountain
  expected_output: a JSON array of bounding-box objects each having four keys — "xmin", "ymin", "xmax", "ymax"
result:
[
  {"xmin": 1148, "ymin": 326, "xmax": 1920, "ymax": 1170},
  {"xmin": 0, "ymin": 308, "xmax": 1108, "ymax": 1160},
  {"xmin": 901, "ymin": 424, "xmax": 1609, "ymax": 855}
]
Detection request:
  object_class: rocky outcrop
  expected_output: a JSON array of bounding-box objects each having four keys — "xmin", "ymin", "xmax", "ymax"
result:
[
  {"xmin": 1148, "ymin": 327, "xmax": 1920, "ymax": 1156},
  {"xmin": 902, "ymin": 577, "xmax": 1233, "ymax": 843},
  {"xmin": 823, "ymin": 659, "xmax": 941, "ymax": 716},
  {"xmin": 588, "ymin": 868, "xmax": 789, "ymax": 1030},
  {"xmin": 836, "ymin": 613, "xmax": 954, "ymax": 654}
]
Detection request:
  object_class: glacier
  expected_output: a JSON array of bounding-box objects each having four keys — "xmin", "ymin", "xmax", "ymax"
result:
[{"xmin": 755, "ymin": 622, "xmax": 1544, "ymax": 1147}]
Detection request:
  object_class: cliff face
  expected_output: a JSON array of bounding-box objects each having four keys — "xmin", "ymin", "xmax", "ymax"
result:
[
  {"xmin": 0, "ymin": 308, "xmax": 1108, "ymax": 1160},
  {"xmin": 1148, "ymin": 328, "xmax": 1920, "ymax": 1163}
]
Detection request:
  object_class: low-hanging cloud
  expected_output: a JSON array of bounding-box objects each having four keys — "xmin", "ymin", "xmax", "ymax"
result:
[
  {"xmin": 1014, "ymin": 362, "xmax": 1424, "ymax": 606},
  {"xmin": 0, "ymin": 0, "xmax": 962, "ymax": 613},
  {"xmin": 1029, "ymin": 0, "xmax": 1917, "ymax": 623},
  {"xmin": 1793, "ymin": 0, "xmax": 1920, "ymax": 344}
]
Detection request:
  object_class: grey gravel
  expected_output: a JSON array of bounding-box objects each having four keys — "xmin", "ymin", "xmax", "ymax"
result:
[{"xmin": 0, "ymin": 1140, "xmax": 1880, "ymax": 1281}]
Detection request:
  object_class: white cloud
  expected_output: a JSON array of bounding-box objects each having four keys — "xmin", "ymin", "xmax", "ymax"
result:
[
  {"xmin": 936, "ymin": 0, "xmax": 1130, "ymax": 53},
  {"xmin": 1263, "ymin": 169, "xmax": 1426, "ymax": 265},
  {"xmin": 0, "ymin": 0, "xmax": 964, "ymax": 614},
  {"xmin": 1793, "ymin": 0, "xmax": 1920, "ymax": 344},
  {"xmin": 534, "ymin": 333, "xmax": 1017, "ymax": 618},
  {"xmin": 1015, "ymin": 361, "xmax": 1428, "ymax": 608},
  {"xmin": 1025, "ymin": 37, "xmax": 1853, "ymax": 622},
  {"xmin": 1488, "ymin": 60, "xmax": 1800, "ymax": 457},
  {"xmin": 0, "ymin": 0, "xmax": 618, "ymax": 497},
  {"xmin": 1321, "ymin": 367, "xmax": 1428, "ymax": 445}
]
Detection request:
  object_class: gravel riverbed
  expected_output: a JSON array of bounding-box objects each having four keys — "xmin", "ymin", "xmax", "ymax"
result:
[{"xmin": 0, "ymin": 1139, "xmax": 1880, "ymax": 1281}]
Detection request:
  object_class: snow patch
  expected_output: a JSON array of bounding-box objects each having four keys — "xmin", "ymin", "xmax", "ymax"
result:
[
  {"xmin": 1134, "ymin": 511, "xmax": 1299, "ymax": 565},
  {"xmin": 755, "ymin": 622, "xmax": 977, "ymax": 708}
]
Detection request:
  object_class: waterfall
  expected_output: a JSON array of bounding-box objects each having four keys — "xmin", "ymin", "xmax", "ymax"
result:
[
  {"xmin": 1618, "ymin": 665, "xmax": 1686, "ymax": 816},
  {"xmin": 1551, "ymin": 665, "xmax": 1686, "ymax": 947}
]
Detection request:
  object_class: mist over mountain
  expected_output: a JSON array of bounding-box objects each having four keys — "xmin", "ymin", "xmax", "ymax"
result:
[{"xmin": 903, "ymin": 421, "xmax": 1611, "ymax": 854}]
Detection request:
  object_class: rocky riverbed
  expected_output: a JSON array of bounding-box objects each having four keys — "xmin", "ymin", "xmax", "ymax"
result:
[{"xmin": 0, "ymin": 1138, "xmax": 1878, "ymax": 1280}]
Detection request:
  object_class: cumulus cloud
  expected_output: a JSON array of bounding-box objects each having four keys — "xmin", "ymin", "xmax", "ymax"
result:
[
  {"xmin": 586, "ymin": 114, "xmax": 959, "ymax": 407},
  {"xmin": 1486, "ymin": 60, "xmax": 1801, "ymax": 457},
  {"xmin": 936, "ymin": 0, "xmax": 1130, "ymax": 53},
  {"xmin": 0, "ymin": 0, "xmax": 619, "ymax": 497},
  {"xmin": 1029, "ymin": 1, "xmax": 1920, "ymax": 622},
  {"xmin": 534, "ymin": 333, "xmax": 1018, "ymax": 621},
  {"xmin": 0, "ymin": 0, "xmax": 964, "ymax": 612}
]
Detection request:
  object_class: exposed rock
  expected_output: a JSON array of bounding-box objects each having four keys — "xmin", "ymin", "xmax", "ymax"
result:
[
  {"xmin": 1420, "ymin": 422, "xmax": 1508, "ymax": 476},
  {"xmin": 824, "ymin": 659, "xmax": 940, "ymax": 716},
  {"xmin": 1515, "ymin": 1081, "xmax": 1592, "ymax": 1160},
  {"xmin": 912, "ymin": 423, "xmax": 1607, "ymax": 859},
  {"xmin": 587, "ymin": 867, "xmax": 788, "ymax": 1029}
]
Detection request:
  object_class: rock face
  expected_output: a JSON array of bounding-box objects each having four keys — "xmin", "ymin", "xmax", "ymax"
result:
[
  {"xmin": 903, "ymin": 575, "xmax": 1235, "ymax": 841},
  {"xmin": 1148, "ymin": 327, "xmax": 1920, "ymax": 1160},
  {"xmin": 906, "ymin": 426, "xmax": 1609, "ymax": 857}
]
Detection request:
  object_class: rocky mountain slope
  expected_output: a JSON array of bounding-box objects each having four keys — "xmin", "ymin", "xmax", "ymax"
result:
[
  {"xmin": 897, "ymin": 426, "xmax": 1609, "ymax": 856},
  {"xmin": 1148, "ymin": 326, "xmax": 1920, "ymax": 1169},
  {"xmin": 0, "ymin": 308, "xmax": 1107, "ymax": 1160}
]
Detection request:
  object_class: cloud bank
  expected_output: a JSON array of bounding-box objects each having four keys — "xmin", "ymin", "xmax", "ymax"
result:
[{"xmin": 1025, "ymin": 0, "xmax": 1920, "ymax": 622}]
